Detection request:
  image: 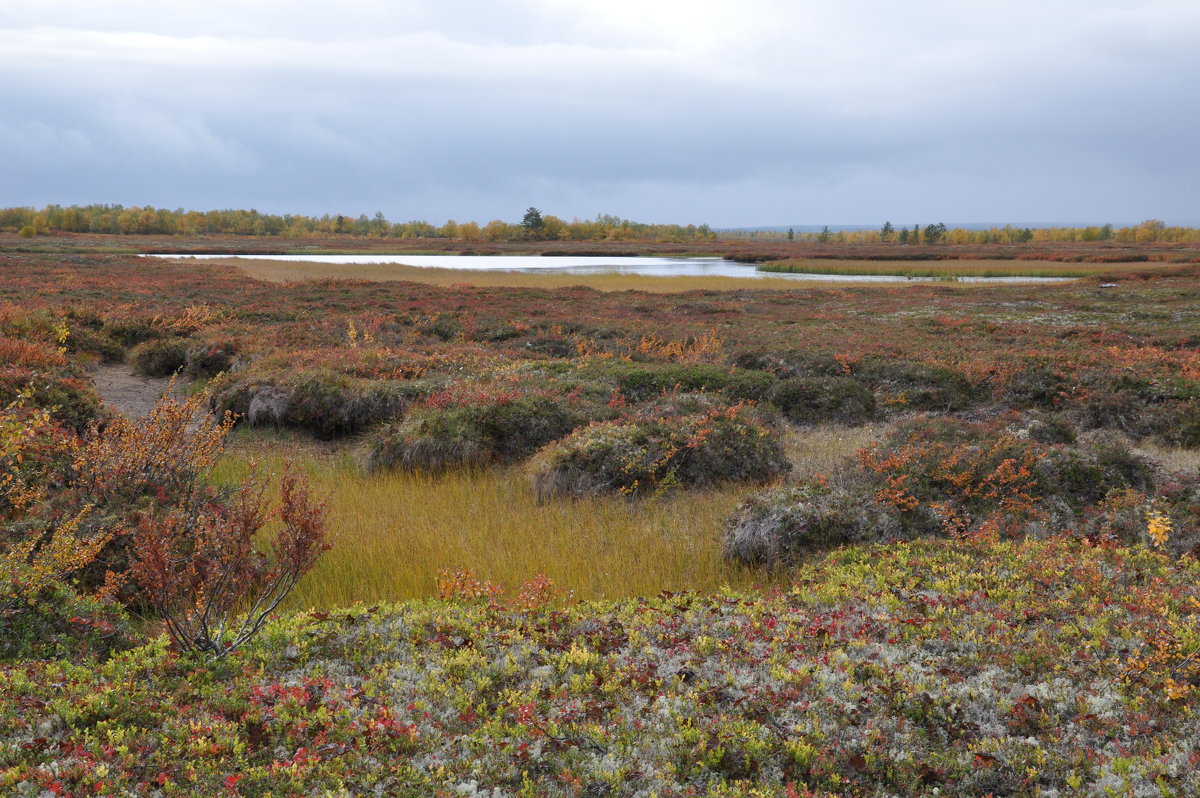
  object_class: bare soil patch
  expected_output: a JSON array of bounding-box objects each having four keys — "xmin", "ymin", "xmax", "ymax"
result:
[{"xmin": 90, "ymin": 364, "xmax": 191, "ymax": 419}]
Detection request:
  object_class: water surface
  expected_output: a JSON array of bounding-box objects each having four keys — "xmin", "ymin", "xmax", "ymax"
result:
[{"xmin": 150, "ymin": 254, "xmax": 1074, "ymax": 283}]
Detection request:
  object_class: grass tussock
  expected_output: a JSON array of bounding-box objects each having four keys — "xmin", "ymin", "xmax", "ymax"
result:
[{"xmin": 215, "ymin": 430, "xmax": 781, "ymax": 608}]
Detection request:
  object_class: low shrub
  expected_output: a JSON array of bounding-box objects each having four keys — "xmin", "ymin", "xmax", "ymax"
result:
[
  {"xmin": 529, "ymin": 405, "xmax": 790, "ymax": 499},
  {"xmin": 1157, "ymin": 399, "xmax": 1200, "ymax": 448},
  {"xmin": 523, "ymin": 336, "xmax": 577, "ymax": 358},
  {"xmin": 767, "ymin": 376, "xmax": 875, "ymax": 425},
  {"xmin": 723, "ymin": 482, "xmax": 901, "ymax": 566},
  {"xmin": 724, "ymin": 415, "xmax": 1184, "ymax": 567},
  {"xmin": 0, "ymin": 336, "xmax": 106, "ymax": 430},
  {"xmin": 855, "ymin": 357, "xmax": 978, "ymax": 411},
  {"xmin": 1002, "ymin": 365, "xmax": 1072, "ymax": 409},
  {"xmin": 129, "ymin": 337, "xmax": 188, "ymax": 377},
  {"xmin": 1007, "ymin": 410, "xmax": 1077, "ymax": 444},
  {"xmin": 729, "ymin": 349, "xmax": 794, "ymax": 376},
  {"xmin": 362, "ymin": 396, "xmax": 583, "ymax": 473},
  {"xmin": 0, "ymin": 568, "xmax": 134, "ymax": 661},
  {"xmin": 184, "ymin": 340, "xmax": 239, "ymax": 378},
  {"xmin": 100, "ymin": 318, "xmax": 161, "ymax": 348},
  {"xmin": 0, "ymin": 370, "xmax": 105, "ymax": 432},
  {"xmin": 1070, "ymin": 388, "xmax": 1153, "ymax": 436},
  {"xmin": 583, "ymin": 360, "xmax": 778, "ymax": 403},
  {"xmin": 209, "ymin": 370, "xmax": 419, "ymax": 437}
]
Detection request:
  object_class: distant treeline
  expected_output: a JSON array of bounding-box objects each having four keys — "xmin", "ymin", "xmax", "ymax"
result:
[
  {"xmin": 3, "ymin": 205, "xmax": 1196, "ymax": 245},
  {"xmin": 0, "ymin": 204, "xmax": 717, "ymax": 243},
  {"xmin": 729, "ymin": 220, "xmax": 1200, "ymax": 245}
]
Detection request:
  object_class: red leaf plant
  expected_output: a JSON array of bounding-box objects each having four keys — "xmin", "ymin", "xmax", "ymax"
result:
[{"xmin": 130, "ymin": 468, "xmax": 329, "ymax": 658}]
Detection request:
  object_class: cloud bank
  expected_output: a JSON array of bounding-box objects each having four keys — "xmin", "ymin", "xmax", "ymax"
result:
[{"xmin": 2, "ymin": 0, "xmax": 1197, "ymax": 226}]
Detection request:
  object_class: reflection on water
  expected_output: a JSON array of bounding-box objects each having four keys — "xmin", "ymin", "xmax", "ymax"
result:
[{"xmin": 147, "ymin": 254, "xmax": 1075, "ymax": 283}]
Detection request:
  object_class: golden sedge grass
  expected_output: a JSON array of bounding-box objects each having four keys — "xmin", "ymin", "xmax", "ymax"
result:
[{"xmin": 214, "ymin": 430, "xmax": 795, "ymax": 609}]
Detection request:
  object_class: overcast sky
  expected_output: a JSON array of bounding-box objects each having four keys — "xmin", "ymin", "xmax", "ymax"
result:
[{"xmin": 2, "ymin": 0, "xmax": 1197, "ymax": 227}]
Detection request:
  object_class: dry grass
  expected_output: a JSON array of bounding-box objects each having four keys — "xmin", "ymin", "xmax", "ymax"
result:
[
  {"xmin": 1134, "ymin": 441, "xmax": 1200, "ymax": 477},
  {"xmin": 781, "ymin": 421, "xmax": 891, "ymax": 482},
  {"xmin": 208, "ymin": 257, "xmax": 857, "ymax": 293}
]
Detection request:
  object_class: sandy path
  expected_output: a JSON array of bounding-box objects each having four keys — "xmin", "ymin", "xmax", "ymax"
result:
[{"xmin": 90, "ymin": 365, "xmax": 192, "ymax": 419}]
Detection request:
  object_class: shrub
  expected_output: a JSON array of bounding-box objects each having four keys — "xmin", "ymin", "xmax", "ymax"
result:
[
  {"xmin": 1007, "ymin": 410, "xmax": 1076, "ymax": 445},
  {"xmin": 184, "ymin": 340, "xmax": 239, "ymax": 378},
  {"xmin": 130, "ymin": 468, "xmax": 328, "ymax": 658},
  {"xmin": 723, "ymin": 415, "xmax": 1179, "ymax": 567},
  {"xmin": 0, "ymin": 567, "xmax": 134, "ymax": 661},
  {"xmin": 529, "ymin": 405, "xmax": 790, "ymax": 499},
  {"xmin": 362, "ymin": 396, "xmax": 582, "ymax": 473},
  {"xmin": 523, "ymin": 336, "xmax": 577, "ymax": 358},
  {"xmin": 855, "ymin": 357, "xmax": 978, "ymax": 411},
  {"xmin": 767, "ymin": 376, "xmax": 875, "ymax": 425},
  {"xmin": 1003, "ymin": 365, "xmax": 1071, "ymax": 409},
  {"xmin": 1070, "ymin": 388, "xmax": 1152, "ymax": 436},
  {"xmin": 1158, "ymin": 399, "xmax": 1200, "ymax": 448},
  {"xmin": 209, "ymin": 370, "xmax": 418, "ymax": 438},
  {"xmin": 129, "ymin": 337, "xmax": 188, "ymax": 377},
  {"xmin": 583, "ymin": 361, "xmax": 777, "ymax": 403},
  {"xmin": 1035, "ymin": 431, "xmax": 1157, "ymax": 511},
  {"xmin": 421, "ymin": 312, "xmax": 462, "ymax": 341},
  {"xmin": 0, "ymin": 370, "xmax": 105, "ymax": 432},
  {"xmin": 100, "ymin": 319, "xmax": 160, "ymax": 348},
  {"xmin": 723, "ymin": 482, "xmax": 901, "ymax": 567}
]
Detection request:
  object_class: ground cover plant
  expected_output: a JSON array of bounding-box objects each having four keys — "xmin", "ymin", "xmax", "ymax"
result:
[
  {"xmin": 4, "ymin": 239, "xmax": 1200, "ymax": 795},
  {"xmin": 2, "ymin": 536, "xmax": 1199, "ymax": 796}
]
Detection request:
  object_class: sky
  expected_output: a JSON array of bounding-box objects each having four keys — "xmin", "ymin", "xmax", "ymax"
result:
[{"xmin": 2, "ymin": 0, "xmax": 1198, "ymax": 228}]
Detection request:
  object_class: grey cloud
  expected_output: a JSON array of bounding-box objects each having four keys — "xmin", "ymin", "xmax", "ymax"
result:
[{"xmin": 1, "ymin": 0, "xmax": 1197, "ymax": 225}]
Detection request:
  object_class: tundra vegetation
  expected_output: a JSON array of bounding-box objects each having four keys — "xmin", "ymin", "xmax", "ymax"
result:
[{"xmin": 2, "ymin": 224, "xmax": 1200, "ymax": 796}]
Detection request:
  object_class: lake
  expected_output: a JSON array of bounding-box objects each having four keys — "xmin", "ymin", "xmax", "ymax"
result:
[{"xmin": 148, "ymin": 254, "xmax": 1075, "ymax": 282}]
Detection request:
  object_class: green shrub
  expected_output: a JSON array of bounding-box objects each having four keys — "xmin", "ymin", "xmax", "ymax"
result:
[
  {"xmin": 1158, "ymin": 399, "xmax": 1200, "ymax": 448},
  {"xmin": 421, "ymin": 313, "xmax": 462, "ymax": 341},
  {"xmin": 0, "ymin": 371, "xmax": 106, "ymax": 432},
  {"xmin": 129, "ymin": 338, "xmax": 188, "ymax": 377},
  {"xmin": 523, "ymin": 336, "xmax": 577, "ymax": 358},
  {"xmin": 1008, "ymin": 411, "xmax": 1077, "ymax": 445},
  {"xmin": 1003, "ymin": 365, "xmax": 1071, "ymax": 409},
  {"xmin": 184, "ymin": 341, "xmax": 239, "ymax": 378},
  {"xmin": 584, "ymin": 361, "xmax": 777, "ymax": 403},
  {"xmin": 209, "ymin": 370, "xmax": 419, "ymax": 438},
  {"xmin": 855, "ymin": 357, "xmax": 978, "ymax": 411},
  {"xmin": 767, "ymin": 376, "xmax": 875, "ymax": 425},
  {"xmin": 1035, "ymin": 431, "xmax": 1157, "ymax": 510},
  {"xmin": 730, "ymin": 349, "xmax": 795, "ymax": 376},
  {"xmin": 362, "ymin": 396, "xmax": 583, "ymax": 473},
  {"xmin": 101, "ymin": 319, "xmax": 161, "ymax": 348},
  {"xmin": 723, "ymin": 483, "xmax": 901, "ymax": 566},
  {"xmin": 0, "ymin": 565, "xmax": 134, "ymax": 661},
  {"xmin": 528, "ymin": 406, "xmax": 790, "ymax": 499},
  {"xmin": 723, "ymin": 416, "xmax": 1175, "ymax": 567}
]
